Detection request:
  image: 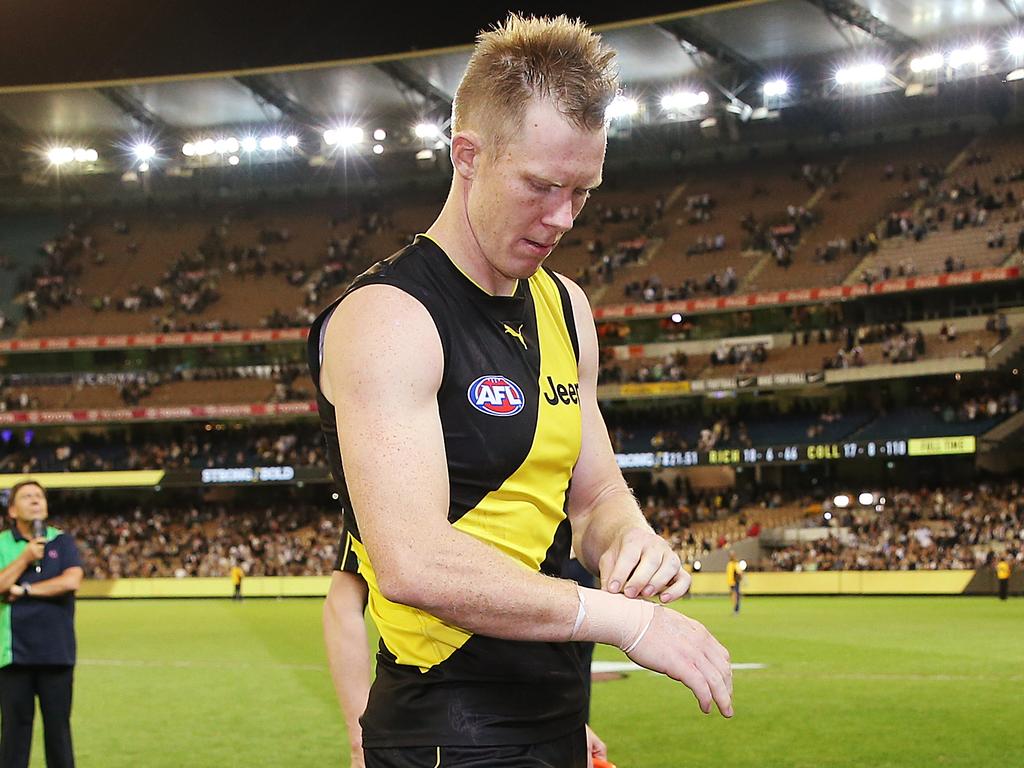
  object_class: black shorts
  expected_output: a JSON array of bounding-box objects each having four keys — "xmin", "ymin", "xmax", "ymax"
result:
[{"xmin": 364, "ymin": 727, "xmax": 588, "ymax": 768}]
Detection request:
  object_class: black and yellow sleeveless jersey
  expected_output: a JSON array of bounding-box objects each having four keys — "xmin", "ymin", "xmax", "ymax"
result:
[{"xmin": 308, "ymin": 234, "xmax": 587, "ymax": 747}]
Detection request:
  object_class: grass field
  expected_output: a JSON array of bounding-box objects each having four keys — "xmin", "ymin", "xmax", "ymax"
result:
[{"xmin": 25, "ymin": 596, "xmax": 1024, "ymax": 767}]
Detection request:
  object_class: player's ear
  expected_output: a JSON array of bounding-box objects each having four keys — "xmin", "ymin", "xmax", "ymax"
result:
[{"xmin": 451, "ymin": 131, "xmax": 483, "ymax": 181}]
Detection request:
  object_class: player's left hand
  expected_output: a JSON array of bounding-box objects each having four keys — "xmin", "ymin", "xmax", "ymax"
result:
[{"xmin": 599, "ymin": 526, "xmax": 690, "ymax": 603}]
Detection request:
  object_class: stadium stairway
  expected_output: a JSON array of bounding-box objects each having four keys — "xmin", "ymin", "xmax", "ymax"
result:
[{"xmin": 737, "ymin": 161, "xmax": 841, "ymax": 294}]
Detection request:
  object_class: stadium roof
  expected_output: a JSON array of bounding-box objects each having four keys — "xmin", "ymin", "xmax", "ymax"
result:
[{"xmin": 0, "ymin": 0, "xmax": 1020, "ymax": 141}]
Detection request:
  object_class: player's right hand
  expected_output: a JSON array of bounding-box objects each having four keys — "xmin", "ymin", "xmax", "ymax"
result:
[
  {"xmin": 23, "ymin": 539, "xmax": 46, "ymax": 563},
  {"xmin": 624, "ymin": 607, "xmax": 733, "ymax": 718}
]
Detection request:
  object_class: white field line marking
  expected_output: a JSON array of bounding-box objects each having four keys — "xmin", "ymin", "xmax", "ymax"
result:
[
  {"xmin": 79, "ymin": 658, "xmax": 325, "ymax": 672},
  {"xmin": 592, "ymin": 661, "xmax": 766, "ymax": 674}
]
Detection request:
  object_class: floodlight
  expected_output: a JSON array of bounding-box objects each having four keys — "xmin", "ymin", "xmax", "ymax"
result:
[
  {"xmin": 286, "ymin": 134, "xmax": 299, "ymax": 148},
  {"xmin": 133, "ymin": 143, "xmax": 156, "ymax": 162},
  {"xmin": 138, "ymin": 162, "xmax": 150, "ymax": 173},
  {"xmin": 670, "ymin": 313, "xmax": 683, "ymax": 323},
  {"xmin": 47, "ymin": 147, "xmax": 74, "ymax": 165},
  {"xmin": 605, "ymin": 94, "xmax": 639, "ymax": 120},
  {"xmin": 762, "ymin": 78, "xmax": 789, "ymax": 97},
  {"xmin": 1009, "ymin": 36, "xmax": 1024, "ymax": 58},
  {"xmin": 414, "ymin": 123, "xmax": 440, "ymax": 139},
  {"xmin": 228, "ymin": 155, "xmax": 240, "ymax": 166},
  {"xmin": 949, "ymin": 45, "xmax": 988, "ymax": 68},
  {"xmin": 910, "ymin": 53, "xmax": 944, "ymax": 73},
  {"xmin": 415, "ymin": 149, "xmax": 434, "ymax": 161},
  {"xmin": 84, "ymin": 149, "xmax": 98, "ymax": 162},
  {"xmin": 259, "ymin": 135, "xmax": 283, "ymax": 152},
  {"xmin": 182, "ymin": 142, "xmax": 196, "ymax": 157},
  {"xmin": 195, "ymin": 139, "xmax": 215, "ymax": 157},
  {"xmin": 332, "ymin": 126, "xmax": 364, "ymax": 148},
  {"xmin": 833, "ymin": 494, "xmax": 850, "ymax": 508},
  {"xmin": 824, "ymin": 512, "xmax": 833, "ymax": 521},
  {"xmin": 835, "ymin": 63, "xmax": 887, "ymax": 85},
  {"xmin": 373, "ymin": 128, "xmax": 386, "ymax": 141},
  {"xmin": 1007, "ymin": 68, "xmax": 1024, "ymax": 82},
  {"xmin": 214, "ymin": 139, "xmax": 231, "ymax": 154},
  {"xmin": 372, "ymin": 144, "xmax": 384, "ymax": 155},
  {"xmin": 240, "ymin": 136, "xmax": 258, "ymax": 153},
  {"xmin": 661, "ymin": 90, "xmax": 710, "ymax": 111},
  {"xmin": 73, "ymin": 148, "xmax": 88, "ymax": 162},
  {"xmin": 693, "ymin": 560, "xmax": 702, "ymax": 571},
  {"xmin": 738, "ymin": 560, "xmax": 747, "ymax": 571},
  {"xmin": 858, "ymin": 492, "xmax": 875, "ymax": 506}
]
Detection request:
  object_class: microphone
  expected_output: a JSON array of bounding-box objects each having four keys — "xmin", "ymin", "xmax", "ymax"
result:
[{"xmin": 32, "ymin": 518, "xmax": 45, "ymax": 573}]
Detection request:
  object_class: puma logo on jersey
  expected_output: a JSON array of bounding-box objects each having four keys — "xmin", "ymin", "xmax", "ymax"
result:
[
  {"xmin": 468, "ymin": 375, "xmax": 525, "ymax": 417},
  {"xmin": 543, "ymin": 375, "xmax": 580, "ymax": 406},
  {"xmin": 502, "ymin": 323, "xmax": 528, "ymax": 349}
]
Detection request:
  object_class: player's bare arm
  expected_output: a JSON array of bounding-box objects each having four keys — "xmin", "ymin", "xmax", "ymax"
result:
[
  {"xmin": 323, "ymin": 571, "xmax": 371, "ymax": 768},
  {"xmin": 321, "ymin": 284, "xmax": 581, "ymax": 640},
  {"xmin": 556, "ymin": 274, "xmax": 691, "ymax": 602}
]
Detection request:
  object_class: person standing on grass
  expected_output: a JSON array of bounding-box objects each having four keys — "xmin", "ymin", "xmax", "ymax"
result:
[
  {"xmin": 309, "ymin": 15, "xmax": 732, "ymax": 767},
  {"xmin": 726, "ymin": 551, "xmax": 742, "ymax": 615},
  {"xmin": 996, "ymin": 557, "xmax": 1010, "ymax": 600},
  {"xmin": 0, "ymin": 480, "xmax": 84, "ymax": 768},
  {"xmin": 230, "ymin": 562, "xmax": 244, "ymax": 601}
]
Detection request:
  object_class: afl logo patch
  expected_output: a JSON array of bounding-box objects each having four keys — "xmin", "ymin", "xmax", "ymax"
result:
[{"xmin": 468, "ymin": 375, "xmax": 525, "ymax": 417}]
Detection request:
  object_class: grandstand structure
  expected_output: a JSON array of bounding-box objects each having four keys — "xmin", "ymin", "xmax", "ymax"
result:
[{"xmin": 0, "ymin": 0, "xmax": 1022, "ymax": 592}]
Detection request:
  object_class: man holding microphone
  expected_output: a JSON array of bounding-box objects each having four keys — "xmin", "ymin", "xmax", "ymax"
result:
[{"xmin": 0, "ymin": 480, "xmax": 83, "ymax": 768}]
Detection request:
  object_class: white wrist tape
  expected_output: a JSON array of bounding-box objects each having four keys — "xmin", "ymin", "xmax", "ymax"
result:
[
  {"xmin": 570, "ymin": 585, "xmax": 657, "ymax": 652},
  {"xmin": 570, "ymin": 588, "xmax": 587, "ymax": 638}
]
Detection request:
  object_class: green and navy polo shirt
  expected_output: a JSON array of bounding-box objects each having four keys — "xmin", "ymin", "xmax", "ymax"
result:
[{"xmin": 0, "ymin": 526, "xmax": 82, "ymax": 667}]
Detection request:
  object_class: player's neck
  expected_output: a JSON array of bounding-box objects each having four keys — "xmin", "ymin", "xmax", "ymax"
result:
[
  {"xmin": 14, "ymin": 519, "xmax": 33, "ymax": 538},
  {"xmin": 427, "ymin": 201, "xmax": 517, "ymax": 298}
]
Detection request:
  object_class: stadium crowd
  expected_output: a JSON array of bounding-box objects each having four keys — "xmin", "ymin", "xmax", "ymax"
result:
[
  {"xmin": 0, "ymin": 424, "xmax": 327, "ymax": 474},
  {"xmin": 67, "ymin": 503, "xmax": 340, "ymax": 579},
  {"xmin": 764, "ymin": 482, "xmax": 1022, "ymax": 571}
]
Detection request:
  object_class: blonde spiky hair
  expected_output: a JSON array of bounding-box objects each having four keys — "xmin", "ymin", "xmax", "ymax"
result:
[{"xmin": 452, "ymin": 13, "xmax": 619, "ymax": 154}]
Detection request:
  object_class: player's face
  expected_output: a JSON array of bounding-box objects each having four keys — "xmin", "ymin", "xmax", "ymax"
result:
[
  {"xmin": 468, "ymin": 98, "xmax": 605, "ymax": 284},
  {"xmin": 8, "ymin": 484, "xmax": 48, "ymax": 524}
]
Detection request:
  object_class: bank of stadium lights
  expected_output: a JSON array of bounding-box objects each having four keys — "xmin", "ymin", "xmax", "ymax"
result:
[
  {"xmin": 660, "ymin": 90, "xmax": 710, "ymax": 112},
  {"xmin": 910, "ymin": 52, "xmax": 945, "ymax": 73},
  {"xmin": 181, "ymin": 134, "xmax": 299, "ymax": 158},
  {"xmin": 414, "ymin": 122, "xmax": 441, "ymax": 139},
  {"xmin": 46, "ymin": 146, "xmax": 97, "ymax": 166},
  {"xmin": 761, "ymin": 78, "xmax": 789, "ymax": 98},
  {"xmin": 835, "ymin": 62, "xmax": 887, "ymax": 85},
  {"xmin": 948, "ymin": 44, "xmax": 988, "ymax": 69},
  {"xmin": 259, "ymin": 135, "xmax": 283, "ymax": 152},
  {"xmin": 132, "ymin": 143, "xmax": 156, "ymax": 162},
  {"xmin": 323, "ymin": 126, "xmax": 364, "ymax": 148},
  {"xmin": 605, "ymin": 94, "xmax": 639, "ymax": 120}
]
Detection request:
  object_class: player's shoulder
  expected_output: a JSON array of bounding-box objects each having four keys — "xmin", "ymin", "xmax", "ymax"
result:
[{"xmin": 545, "ymin": 269, "xmax": 595, "ymax": 331}]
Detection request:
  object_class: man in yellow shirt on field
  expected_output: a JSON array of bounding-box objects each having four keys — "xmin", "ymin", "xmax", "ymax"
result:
[
  {"xmin": 996, "ymin": 558, "xmax": 1010, "ymax": 601},
  {"xmin": 230, "ymin": 563, "xmax": 244, "ymax": 602},
  {"xmin": 726, "ymin": 551, "xmax": 742, "ymax": 615}
]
